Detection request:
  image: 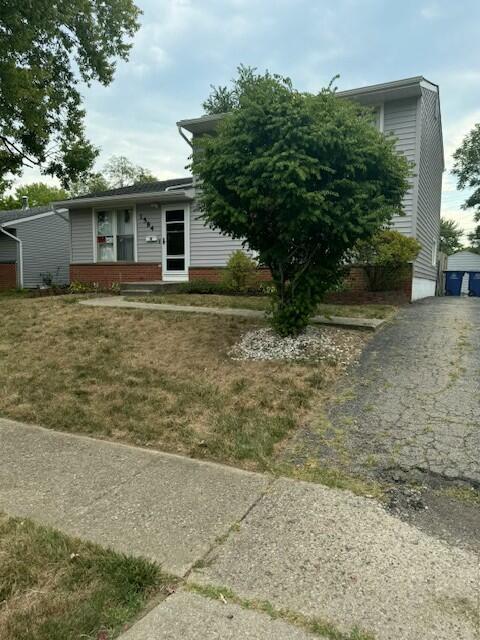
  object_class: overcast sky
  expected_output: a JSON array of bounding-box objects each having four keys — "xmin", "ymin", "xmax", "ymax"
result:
[{"xmin": 22, "ymin": 0, "xmax": 480, "ymax": 238}]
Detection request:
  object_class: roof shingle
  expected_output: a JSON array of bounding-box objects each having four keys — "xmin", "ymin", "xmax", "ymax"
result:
[
  {"xmin": 0, "ymin": 205, "xmax": 53, "ymax": 225},
  {"xmin": 65, "ymin": 177, "xmax": 192, "ymax": 202}
]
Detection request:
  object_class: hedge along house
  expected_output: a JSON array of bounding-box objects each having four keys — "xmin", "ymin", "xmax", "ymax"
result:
[
  {"xmin": 59, "ymin": 76, "xmax": 443, "ymax": 300},
  {"xmin": 0, "ymin": 204, "xmax": 70, "ymax": 290}
]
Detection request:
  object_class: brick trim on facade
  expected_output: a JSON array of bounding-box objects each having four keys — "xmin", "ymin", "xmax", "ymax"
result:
[
  {"xmin": 326, "ymin": 264, "xmax": 413, "ymax": 304},
  {"xmin": 0, "ymin": 263, "xmax": 16, "ymax": 290},
  {"xmin": 70, "ymin": 263, "xmax": 162, "ymax": 287},
  {"xmin": 70, "ymin": 262, "xmax": 412, "ymax": 304}
]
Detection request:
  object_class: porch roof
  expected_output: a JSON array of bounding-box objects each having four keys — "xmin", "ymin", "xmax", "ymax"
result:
[{"xmin": 54, "ymin": 177, "xmax": 193, "ymax": 209}]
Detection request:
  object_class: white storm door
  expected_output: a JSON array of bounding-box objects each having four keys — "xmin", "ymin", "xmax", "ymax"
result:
[{"xmin": 161, "ymin": 206, "xmax": 189, "ymax": 281}]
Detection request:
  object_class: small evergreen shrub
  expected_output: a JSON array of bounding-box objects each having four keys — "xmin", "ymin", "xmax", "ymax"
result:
[{"xmin": 222, "ymin": 250, "xmax": 257, "ymax": 292}]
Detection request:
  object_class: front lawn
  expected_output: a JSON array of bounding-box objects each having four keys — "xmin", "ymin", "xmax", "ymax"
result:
[
  {"xmin": 0, "ymin": 297, "xmax": 366, "ymax": 470},
  {"xmin": 127, "ymin": 293, "xmax": 397, "ymax": 319},
  {"xmin": 0, "ymin": 513, "xmax": 176, "ymax": 640}
]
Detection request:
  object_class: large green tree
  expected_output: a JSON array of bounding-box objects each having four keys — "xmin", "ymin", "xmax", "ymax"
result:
[
  {"xmin": 103, "ymin": 155, "xmax": 157, "ymax": 188},
  {"xmin": 439, "ymin": 218, "xmax": 463, "ymax": 255},
  {"xmin": 452, "ymin": 123, "xmax": 480, "ymax": 253},
  {"xmin": 0, "ymin": 0, "xmax": 141, "ymax": 187},
  {"xmin": 194, "ymin": 68, "xmax": 411, "ymax": 335},
  {"xmin": 0, "ymin": 182, "xmax": 67, "ymax": 210}
]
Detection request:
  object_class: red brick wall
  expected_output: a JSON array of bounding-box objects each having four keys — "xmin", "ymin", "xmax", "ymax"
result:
[
  {"xmin": 0, "ymin": 263, "xmax": 16, "ymax": 290},
  {"xmin": 189, "ymin": 267, "xmax": 272, "ymax": 283},
  {"xmin": 70, "ymin": 263, "xmax": 162, "ymax": 287},
  {"xmin": 326, "ymin": 264, "xmax": 413, "ymax": 304}
]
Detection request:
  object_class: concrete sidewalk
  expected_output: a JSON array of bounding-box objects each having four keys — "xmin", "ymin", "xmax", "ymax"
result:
[
  {"xmin": 0, "ymin": 418, "xmax": 478, "ymax": 640},
  {"xmin": 80, "ymin": 296, "xmax": 385, "ymax": 330},
  {"xmin": 0, "ymin": 417, "xmax": 269, "ymax": 575}
]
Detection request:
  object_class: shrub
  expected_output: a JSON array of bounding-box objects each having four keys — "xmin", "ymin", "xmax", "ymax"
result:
[
  {"xmin": 68, "ymin": 281, "xmax": 120, "ymax": 295},
  {"xmin": 176, "ymin": 279, "xmax": 225, "ymax": 294},
  {"xmin": 69, "ymin": 281, "xmax": 97, "ymax": 293},
  {"xmin": 355, "ymin": 230, "xmax": 421, "ymax": 291},
  {"xmin": 222, "ymin": 250, "xmax": 257, "ymax": 292}
]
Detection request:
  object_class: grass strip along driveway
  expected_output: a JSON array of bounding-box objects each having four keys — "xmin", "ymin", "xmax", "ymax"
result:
[{"xmin": 0, "ymin": 513, "xmax": 176, "ymax": 640}]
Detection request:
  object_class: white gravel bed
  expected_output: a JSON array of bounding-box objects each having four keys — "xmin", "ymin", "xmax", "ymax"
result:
[{"xmin": 229, "ymin": 326, "xmax": 366, "ymax": 366}]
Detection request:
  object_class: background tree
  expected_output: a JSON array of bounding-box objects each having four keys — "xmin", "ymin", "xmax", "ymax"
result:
[
  {"xmin": 103, "ymin": 156, "xmax": 158, "ymax": 188},
  {"xmin": 193, "ymin": 68, "xmax": 410, "ymax": 335},
  {"xmin": 439, "ymin": 218, "xmax": 463, "ymax": 255},
  {"xmin": 452, "ymin": 123, "xmax": 480, "ymax": 254},
  {"xmin": 466, "ymin": 228, "xmax": 480, "ymax": 254},
  {"xmin": 68, "ymin": 173, "xmax": 110, "ymax": 198},
  {"xmin": 0, "ymin": 0, "xmax": 141, "ymax": 187},
  {"xmin": 0, "ymin": 182, "xmax": 67, "ymax": 210}
]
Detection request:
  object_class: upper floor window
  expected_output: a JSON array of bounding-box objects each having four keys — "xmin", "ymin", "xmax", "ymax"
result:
[{"xmin": 96, "ymin": 208, "xmax": 135, "ymax": 262}]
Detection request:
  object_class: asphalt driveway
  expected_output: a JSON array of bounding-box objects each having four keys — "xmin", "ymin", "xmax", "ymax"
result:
[{"xmin": 286, "ymin": 297, "xmax": 480, "ymax": 547}]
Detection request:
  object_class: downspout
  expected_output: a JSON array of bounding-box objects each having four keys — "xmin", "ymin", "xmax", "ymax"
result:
[
  {"xmin": 177, "ymin": 125, "xmax": 193, "ymax": 148},
  {"xmin": 0, "ymin": 226, "xmax": 23, "ymax": 288},
  {"xmin": 51, "ymin": 205, "xmax": 71, "ymax": 270}
]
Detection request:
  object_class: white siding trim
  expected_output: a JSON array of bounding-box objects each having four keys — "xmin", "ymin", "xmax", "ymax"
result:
[
  {"xmin": 411, "ymin": 277, "xmax": 436, "ymax": 301},
  {"xmin": 378, "ymin": 103, "xmax": 384, "ymax": 132}
]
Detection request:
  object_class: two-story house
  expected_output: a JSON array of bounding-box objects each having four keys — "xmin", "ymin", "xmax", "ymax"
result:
[{"xmin": 57, "ymin": 76, "xmax": 444, "ymax": 301}]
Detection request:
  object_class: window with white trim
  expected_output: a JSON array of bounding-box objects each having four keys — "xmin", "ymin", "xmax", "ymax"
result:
[{"xmin": 96, "ymin": 208, "xmax": 135, "ymax": 262}]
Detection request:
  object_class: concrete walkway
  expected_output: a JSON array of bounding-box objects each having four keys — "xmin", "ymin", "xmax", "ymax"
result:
[
  {"xmin": 0, "ymin": 418, "xmax": 478, "ymax": 640},
  {"xmin": 80, "ymin": 296, "xmax": 385, "ymax": 330}
]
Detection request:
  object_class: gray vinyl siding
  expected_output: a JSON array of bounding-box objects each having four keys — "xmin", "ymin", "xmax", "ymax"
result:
[
  {"xmin": 190, "ymin": 200, "xmax": 245, "ymax": 267},
  {"xmin": 15, "ymin": 214, "xmax": 70, "ymax": 287},
  {"xmin": 70, "ymin": 208, "xmax": 94, "ymax": 263},
  {"xmin": 383, "ymin": 97, "xmax": 419, "ymax": 236},
  {"xmin": 413, "ymin": 87, "xmax": 443, "ymax": 281},
  {"xmin": 136, "ymin": 204, "xmax": 162, "ymax": 263},
  {"xmin": 0, "ymin": 232, "xmax": 18, "ymax": 262}
]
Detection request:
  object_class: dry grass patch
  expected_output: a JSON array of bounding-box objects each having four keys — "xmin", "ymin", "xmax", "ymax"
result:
[
  {"xmin": 0, "ymin": 297, "xmax": 368, "ymax": 470},
  {"xmin": 0, "ymin": 513, "xmax": 176, "ymax": 640},
  {"xmin": 129, "ymin": 293, "xmax": 397, "ymax": 319}
]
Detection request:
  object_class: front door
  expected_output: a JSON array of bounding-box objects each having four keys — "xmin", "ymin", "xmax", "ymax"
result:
[{"xmin": 162, "ymin": 206, "xmax": 189, "ymax": 281}]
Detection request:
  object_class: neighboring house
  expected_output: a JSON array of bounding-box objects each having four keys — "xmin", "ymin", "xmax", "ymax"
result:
[
  {"xmin": 58, "ymin": 76, "xmax": 443, "ymax": 301},
  {"xmin": 0, "ymin": 205, "xmax": 70, "ymax": 290},
  {"xmin": 446, "ymin": 250, "xmax": 480, "ymax": 294}
]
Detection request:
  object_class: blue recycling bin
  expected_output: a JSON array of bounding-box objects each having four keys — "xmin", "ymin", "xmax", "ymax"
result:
[
  {"xmin": 468, "ymin": 271, "xmax": 480, "ymax": 297},
  {"xmin": 445, "ymin": 271, "xmax": 465, "ymax": 296}
]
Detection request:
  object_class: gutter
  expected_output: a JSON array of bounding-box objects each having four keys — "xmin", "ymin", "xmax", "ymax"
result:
[
  {"xmin": 165, "ymin": 181, "xmax": 194, "ymax": 191},
  {"xmin": 54, "ymin": 190, "xmax": 192, "ymax": 209},
  {"xmin": 52, "ymin": 205, "xmax": 69, "ymax": 223},
  {"xmin": 0, "ymin": 227, "xmax": 23, "ymax": 288}
]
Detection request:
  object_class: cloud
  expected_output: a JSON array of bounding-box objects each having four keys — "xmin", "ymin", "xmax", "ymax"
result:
[{"xmin": 420, "ymin": 3, "xmax": 441, "ymax": 20}]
